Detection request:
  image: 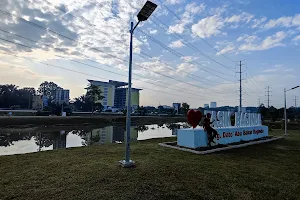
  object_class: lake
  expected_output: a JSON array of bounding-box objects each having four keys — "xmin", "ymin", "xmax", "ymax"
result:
[{"xmin": 0, "ymin": 122, "xmax": 189, "ymax": 156}]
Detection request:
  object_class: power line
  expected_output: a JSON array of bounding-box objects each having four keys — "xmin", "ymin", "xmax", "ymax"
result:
[
  {"xmin": 0, "ymin": 35, "xmax": 237, "ymax": 103},
  {"xmin": 136, "ymin": 28, "xmax": 235, "ymax": 82},
  {"xmin": 0, "ymin": 28, "xmax": 239, "ymax": 98},
  {"xmin": 138, "ymin": 52, "xmax": 238, "ymax": 93},
  {"xmin": 28, "ymin": 0, "xmax": 235, "ymax": 81},
  {"xmin": 150, "ymin": 15, "xmax": 236, "ymax": 72},
  {"xmin": 245, "ymin": 65, "xmax": 264, "ymax": 93},
  {"xmin": 0, "ymin": 8, "xmax": 236, "ymax": 91},
  {"xmin": 1, "ymin": 51, "xmax": 235, "ymax": 104},
  {"xmin": 158, "ymin": 0, "xmax": 236, "ymax": 63},
  {"xmin": 0, "ymin": 5, "xmax": 239, "ymax": 99}
]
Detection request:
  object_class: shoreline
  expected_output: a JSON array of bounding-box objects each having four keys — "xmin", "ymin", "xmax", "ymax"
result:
[{"xmin": 0, "ymin": 116, "xmax": 186, "ymax": 127}]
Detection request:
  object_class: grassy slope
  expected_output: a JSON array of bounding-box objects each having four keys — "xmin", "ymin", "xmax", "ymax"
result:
[{"xmin": 0, "ymin": 130, "xmax": 299, "ymax": 200}]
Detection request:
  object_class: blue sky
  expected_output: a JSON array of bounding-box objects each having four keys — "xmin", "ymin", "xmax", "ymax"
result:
[{"xmin": 0, "ymin": 0, "xmax": 299, "ymax": 108}]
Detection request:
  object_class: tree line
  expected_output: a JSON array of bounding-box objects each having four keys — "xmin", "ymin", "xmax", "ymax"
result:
[{"xmin": 0, "ymin": 81, "xmax": 104, "ymax": 114}]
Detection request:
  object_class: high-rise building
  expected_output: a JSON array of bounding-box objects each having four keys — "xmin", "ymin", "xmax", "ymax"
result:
[
  {"xmin": 210, "ymin": 102, "xmax": 217, "ymax": 108},
  {"xmin": 55, "ymin": 88, "xmax": 69, "ymax": 105},
  {"xmin": 173, "ymin": 103, "xmax": 181, "ymax": 113},
  {"xmin": 204, "ymin": 104, "xmax": 209, "ymax": 108},
  {"xmin": 88, "ymin": 80, "xmax": 141, "ymax": 110}
]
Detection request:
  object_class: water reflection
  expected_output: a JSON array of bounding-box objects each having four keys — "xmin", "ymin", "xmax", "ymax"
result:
[{"xmin": 0, "ymin": 122, "xmax": 189, "ymax": 156}]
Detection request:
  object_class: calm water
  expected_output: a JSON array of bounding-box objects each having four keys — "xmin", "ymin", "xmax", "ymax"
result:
[{"xmin": 0, "ymin": 123, "xmax": 189, "ymax": 156}]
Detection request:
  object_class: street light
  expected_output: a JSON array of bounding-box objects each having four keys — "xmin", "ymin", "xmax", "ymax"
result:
[
  {"xmin": 284, "ymin": 85, "xmax": 299, "ymax": 136},
  {"xmin": 119, "ymin": 1, "xmax": 157, "ymax": 168}
]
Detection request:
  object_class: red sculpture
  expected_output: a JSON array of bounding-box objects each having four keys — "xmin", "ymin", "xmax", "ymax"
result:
[{"xmin": 187, "ymin": 109, "xmax": 202, "ymax": 128}]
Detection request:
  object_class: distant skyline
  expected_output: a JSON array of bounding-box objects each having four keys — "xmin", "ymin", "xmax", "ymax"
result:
[{"xmin": 0, "ymin": 0, "xmax": 299, "ymax": 108}]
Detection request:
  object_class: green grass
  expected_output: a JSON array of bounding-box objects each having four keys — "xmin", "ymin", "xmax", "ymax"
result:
[{"xmin": 0, "ymin": 130, "xmax": 300, "ymax": 200}]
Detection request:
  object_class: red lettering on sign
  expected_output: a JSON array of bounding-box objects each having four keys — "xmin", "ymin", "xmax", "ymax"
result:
[
  {"xmin": 243, "ymin": 130, "xmax": 252, "ymax": 135},
  {"xmin": 223, "ymin": 132, "xmax": 233, "ymax": 138},
  {"xmin": 253, "ymin": 129, "xmax": 264, "ymax": 134},
  {"xmin": 235, "ymin": 131, "xmax": 242, "ymax": 136}
]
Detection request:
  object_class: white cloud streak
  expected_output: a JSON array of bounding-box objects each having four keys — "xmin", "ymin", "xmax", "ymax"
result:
[{"xmin": 239, "ymin": 31, "xmax": 286, "ymax": 51}]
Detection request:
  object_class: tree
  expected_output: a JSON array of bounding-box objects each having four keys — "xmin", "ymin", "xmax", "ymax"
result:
[
  {"xmin": 37, "ymin": 81, "xmax": 59, "ymax": 102},
  {"xmin": 86, "ymin": 84, "xmax": 104, "ymax": 112},
  {"xmin": 73, "ymin": 95, "xmax": 93, "ymax": 111},
  {"xmin": 181, "ymin": 102, "xmax": 190, "ymax": 115},
  {"xmin": 18, "ymin": 87, "xmax": 36, "ymax": 109},
  {"xmin": 0, "ymin": 85, "xmax": 36, "ymax": 109}
]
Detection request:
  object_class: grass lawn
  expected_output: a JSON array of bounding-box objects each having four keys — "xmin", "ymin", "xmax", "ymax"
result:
[{"xmin": 0, "ymin": 130, "xmax": 299, "ymax": 200}]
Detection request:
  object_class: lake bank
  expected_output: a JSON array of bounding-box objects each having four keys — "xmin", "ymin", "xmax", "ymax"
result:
[
  {"xmin": 0, "ymin": 116, "xmax": 186, "ymax": 127},
  {"xmin": 0, "ymin": 130, "xmax": 299, "ymax": 200}
]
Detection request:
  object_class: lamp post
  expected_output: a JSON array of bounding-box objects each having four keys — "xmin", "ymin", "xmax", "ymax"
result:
[
  {"xmin": 284, "ymin": 86, "xmax": 299, "ymax": 136},
  {"xmin": 119, "ymin": 1, "xmax": 157, "ymax": 168}
]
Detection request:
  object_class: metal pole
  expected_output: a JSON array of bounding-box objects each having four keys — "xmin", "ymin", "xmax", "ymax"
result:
[
  {"xmin": 239, "ymin": 61, "xmax": 242, "ymax": 112},
  {"xmin": 28, "ymin": 92, "xmax": 30, "ymax": 109},
  {"xmin": 120, "ymin": 21, "xmax": 135, "ymax": 167},
  {"xmin": 284, "ymin": 88, "xmax": 287, "ymax": 136}
]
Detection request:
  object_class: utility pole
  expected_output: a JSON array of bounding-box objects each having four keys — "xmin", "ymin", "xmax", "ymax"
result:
[
  {"xmin": 258, "ymin": 98, "xmax": 261, "ymax": 107},
  {"xmin": 28, "ymin": 92, "xmax": 30, "ymax": 109},
  {"xmin": 294, "ymin": 96, "xmax": 298, "ymax": 108},
  {"xmin": 265, "ymin": 86, "xmax": 271, "ymax": 108},
  {"xmin": 239, "ymin": 61, "xmax": 242, "ymax": 112}
]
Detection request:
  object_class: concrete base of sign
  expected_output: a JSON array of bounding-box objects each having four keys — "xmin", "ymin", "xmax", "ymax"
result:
[
  {"xmin": 159, "ymin": 136, "xmax": 283, "ymax": 155},
  {"xmin": 177, "ymin": 126, "xmax": 269, "ymax": 148}
]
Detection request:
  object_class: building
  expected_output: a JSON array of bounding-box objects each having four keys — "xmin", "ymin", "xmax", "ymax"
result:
[
  {"xmin": 87, "ymin": 126, "xmax": 138, "ymax": 144},
  {"xmin": 55, "ymin": 88, "xmax": 69, "ymax": 105},
  {"xmin": 53, "ymin": 131, "xmax": 67, "ymax": 150},
  {"xmin": 210, "ymin": 102, "xmax": 217, "ymax": 108},
  {"xmin": 173, "ymin": 103, "xmax": 181, "ymax": 113},
  {"xmin": 32, "ymin": 95, "xmax": 43, "ymax": 110},
  {"xmin": 88, "ymin": 80, "xmax": 141, "ymax": 110},
  {"xmin": 204, "ymin": 104, "xmax": 209, "ymax": 108}
]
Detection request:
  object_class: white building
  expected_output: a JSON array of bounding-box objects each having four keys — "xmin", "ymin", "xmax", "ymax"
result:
[
  {"xmin": 172, "ymin": 103, "xmax": 181, "ymax": 113},
  {"xmin": 210, "ymin": 102, "xmax": 217, "ymax": 108}
]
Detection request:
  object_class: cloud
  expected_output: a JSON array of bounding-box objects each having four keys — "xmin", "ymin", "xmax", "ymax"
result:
[
  {"xmin": 176, "ymin": 63, "xmax": 197, "ymax": 74},
  {"xmin": 239, "ymin": 31, "xmax": 286, "ymax": 51},
  {"xmin": 293, "ymin": 35, "xmax": 300, "ymax": 41},
  {"xmin": 185, "ymin": 2, "xmax": 206, "ymax": 15},
  {"xmin": 137, "ymin": 58, "xmax": 176, "ymax": 77},
  {"xmin": 169, "ymin": 39, "xmax": 185, "ymax": 48},
  {"xmin": 264, "ymin": 14, "xmax": 300, "ymax": 29},
  {"xmin": 209, "ymin": 5, "xmax": 228, "ymax": 16},
  {"xmin": 216, "ymin": 43, "xmax": 235, "ymax": 55},
  {"xmin": 191, "ymin": 15, "xmax": 224, "ymax": 38},
  {"xmin": 225, "ymin": 12, "xmax": 253, "ymax": 24},
  {"xmin": 165, "ymin": 0, "xmax": 182, "ymax": 5},
  {"xmin": 168, "ymin": 2, "xmax": 205, "ymax": 34},
  {"xmin": 149, "ymin": 29, "xmax": 158, "ymax": 35},
  {"xmin": 237, "ymin": 34, "xmax": 258, "ymax": 43},
  {"xmin": 0, "ymin": 57, "xmax": 62, "ymax": 88},
  {"xmin": 0, "ymin": 0, "xmax": 158, "ymax": 78},
  {"xmin": 168, "ymin": 23, "xmax": 186, "ymax": 34},
  {"xmin": 262, "ymin": 64, "xmax": 294, "ymax": 73},
  {"xmin": 251, "ymin": 17, "xmax": 267, "ymax": 28},
  {"xmin": 180, "ymin": 56, "xmax": 199, "ymax": 62}
]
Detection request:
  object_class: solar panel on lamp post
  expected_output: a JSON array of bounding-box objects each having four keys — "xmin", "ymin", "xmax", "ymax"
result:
[{"xmin": 119, "ymin": 1, "xmax": 157, "ymax": 168}]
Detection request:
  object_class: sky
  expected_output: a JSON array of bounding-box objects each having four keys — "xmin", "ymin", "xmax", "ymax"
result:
[{"xmin": 0, "ymin": 0, "xmax": 299, "ymax": 108}]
